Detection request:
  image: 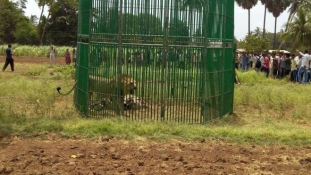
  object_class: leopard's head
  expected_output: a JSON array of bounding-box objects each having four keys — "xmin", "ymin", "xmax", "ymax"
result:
[{"xmin": 121, "ymin": 74, "xmax": 137, "ymax": 95}]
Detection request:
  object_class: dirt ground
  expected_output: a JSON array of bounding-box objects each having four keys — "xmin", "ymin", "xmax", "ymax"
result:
[
  {"xmin": 0, "ymin": 56, "xmax": 66, "ymax": 65},
  {"xmin": 0, "ymin": 134, "xmax": 311, "ymax": 175},
  {"xmin": 1, "ymin": 57, "xmax": 311, "ymax": 174}
]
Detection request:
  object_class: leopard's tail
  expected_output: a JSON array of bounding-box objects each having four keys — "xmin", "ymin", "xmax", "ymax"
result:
[{"xmin": 56, "ymin": 81, "xmax": 77, "ymax": 96}]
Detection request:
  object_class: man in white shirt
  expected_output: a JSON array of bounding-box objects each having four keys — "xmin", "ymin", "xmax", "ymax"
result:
[{"xmin": 297, "ymin": 50, "xmax": 310, "ymax": 84}]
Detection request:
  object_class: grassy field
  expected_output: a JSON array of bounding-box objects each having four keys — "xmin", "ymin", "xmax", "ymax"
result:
[{"xmin": 0, "ymin": 62, "xmax": 310, "ymax": 146}]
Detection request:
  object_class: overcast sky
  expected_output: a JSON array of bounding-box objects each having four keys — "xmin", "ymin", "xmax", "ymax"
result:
[{"xmin": 25, "ymin": 1, "xmax": 290, "ymax": 41}]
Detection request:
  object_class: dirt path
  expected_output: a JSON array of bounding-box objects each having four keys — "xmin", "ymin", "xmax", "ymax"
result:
[
  {"xmin": 0, "ymin": 56, "xmax": 66, "ymax": 65},
  {"xmin": 0, "ymin": 134, "xmax": 311, "ymax": 175}
]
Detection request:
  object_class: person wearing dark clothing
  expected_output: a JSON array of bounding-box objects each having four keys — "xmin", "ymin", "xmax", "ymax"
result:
[
  {"xmin": 271, "ymin": 53, "xmax": 279, "ymax": 78},
  {"xmin": 284, "ymin": 53, "xmax": 292, "ymax": 76},
  {"xmin": 240, "ymin": 52, "xmax": 249, "ymax": 72},
  {"xmin": 2, "ymin": 44, "xmax": 14, "ymax": 72},
  {"xmin": 290, "ymin": 54, "xmax": 298, "ymax": 82}
]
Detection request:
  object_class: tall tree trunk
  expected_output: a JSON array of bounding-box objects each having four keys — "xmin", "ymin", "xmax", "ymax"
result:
[
  {"xmin": 40, "ymin": 11, "xmax": 50, "ymax": 45},
  {"xmin": 248, "ymin": 9, "xmax": 251, "ymax": 35},
  {"xmin": 263, "ymin": 6, "xmax": 267, "ymax": 38},
  {"xmin": 273, "ymin": 17, "xmax": 277, "ymax": 49},
  {"xmin": 38, "ymin": 4, "xmax": 45, "ymax": 27}
]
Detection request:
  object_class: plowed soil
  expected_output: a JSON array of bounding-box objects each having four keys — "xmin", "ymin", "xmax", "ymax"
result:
[
  {"xmin": 1, "ymin": 56, "xmax": 311, "ymax": 174},
  {"xmin": 1, "ymin": 134, "xmax": 311, "ymax": 175}
]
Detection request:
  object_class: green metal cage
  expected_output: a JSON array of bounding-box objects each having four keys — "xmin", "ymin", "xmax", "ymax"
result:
[{"xmin": 74, "ymin": 0, "xmax": 235, "ymax": 124}]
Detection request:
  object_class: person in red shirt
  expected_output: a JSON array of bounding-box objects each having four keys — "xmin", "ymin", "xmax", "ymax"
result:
[{"xmin": 262, "ymin": 52, "xmax": 270, "ymax": 78}]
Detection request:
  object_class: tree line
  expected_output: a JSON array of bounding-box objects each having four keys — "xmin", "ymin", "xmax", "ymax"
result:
[
  {"xmin": 1, "ymin": 0, "xmax": 310, "ymax": 51},
  {"xmin": 0, "ymin": 0, "xmax": 78, "ymax": 46},
  {"xmin": 236, "ymin": 0, "xmax": 311, "ymax": 51}
]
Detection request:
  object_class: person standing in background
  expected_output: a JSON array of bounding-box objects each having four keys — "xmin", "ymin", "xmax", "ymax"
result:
[
  {"xmin": 296, "ymin": 49, "xmax": 310, "ymax": 84},
  {"xmin": 284, "ymin": 53, "xmax": 292, "ymax": 76},
  {"xmin": 235, "ymin": 52, "xmax": 240, "ymax": 69},
  {"xmin": 65, "ymin": 49, "xmax": 71, "ymax": 65},
  {"xmin": 249, "ymin": 53, "xmax": 254, "ymax": 68},
  {"xmin": 72, "ymin": 48, "xmax": 77, "ymax": 67},
  {"xmin": 50, "ymin": 46, "xmax": 56, "ymax": 64},
  {"xmin": 271, "ymin": 52, "xmax": 279, "ymax": 78},
  {"xmin": 262, "ymin": 52, "xmax": 270, "ymax": 78},
  {"xmin": 279, "ymin": 52, "xmax": 286, "ymax": 79},
  {"xmin": 290, "ymin": 53, "xmax": 298, "ymax": 82},
  {"xmin": 240, "ymin": 51, "xmax": 249, "ymax": 72},
  {"xmin": 2, "ymin": 44, "xmax": 14, "ymax": 72}
]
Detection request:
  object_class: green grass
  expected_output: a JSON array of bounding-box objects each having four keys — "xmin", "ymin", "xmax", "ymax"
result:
[{"xmin": 0, "ymin": 64, "xmax": 311, "ymax": 146}]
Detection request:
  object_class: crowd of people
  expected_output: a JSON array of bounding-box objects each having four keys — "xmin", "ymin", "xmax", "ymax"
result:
[
  {"xmin": 4, "ymin": 43, "xmax": 310, "ymax": 85},
  {"xmin": 236, "ymin": 49, "xmax": 311, "ymax": 84},
  {"xmin": 49, "ymin": 46, "xmax": 77, "ymax": 66}
]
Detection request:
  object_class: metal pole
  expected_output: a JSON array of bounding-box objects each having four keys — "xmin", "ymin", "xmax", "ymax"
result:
[
  {"xmin": 117, "ymin": 0, "xmax": 124, "ymax": 115},
  {"xmin": 160, "ymin": 0, "xmax": 169, "ymax": 119}
]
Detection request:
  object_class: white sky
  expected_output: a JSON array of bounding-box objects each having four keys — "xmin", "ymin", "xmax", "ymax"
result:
[{"xmin": 24, "ymin": 0, "xmax": 290, "ymax": 41}]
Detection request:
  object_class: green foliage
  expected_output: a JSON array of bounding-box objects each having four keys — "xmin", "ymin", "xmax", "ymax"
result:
[
  {"xmin": 238, "ymin": 35, "xmax": 270, "ymax": 53},
  {"xmin": 280, "ymin": 7, "xmax": 311, "ymax": 50},
  {"xmin": 169, "ymin": 18, "xmax": 189, "ymax": 43},
  {"xmin": 45, "ymin": 0, "xmax": 78, "ymax": 45},
  {"xmin": 28, "ymin": 67, "xmax": 45, "ymax": 76},
  {"xmin": 0, "ymin": 0, "xmax": 33, "ymax": 44},
  {"xmin": 53, "ymin": 64, "xmax": 76, "ymax": 79},
  {"xmin": 0, "ymin": 0, "xmax": 78, "ymax": 46},
  {"xmin": 13, "ymin": 20, "xmax": 38, "ymax": 45}
]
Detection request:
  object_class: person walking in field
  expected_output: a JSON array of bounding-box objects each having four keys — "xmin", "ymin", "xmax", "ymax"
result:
[
  {"xmin": 50, "ymin": 46, "xmax": 56, "ymax": 64},
  {"xmin": 65, "ymin": 49, "xmax": 71, "ymax": 65},
  {"xmin": 2, "ymin": 44, "xmax": 14, "ymax": 72}
]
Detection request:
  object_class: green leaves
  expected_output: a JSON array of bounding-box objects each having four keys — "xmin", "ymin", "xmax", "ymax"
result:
[
  {"xmin": 13, "ymin": 20, "xmax": 38, "ymax": 45},
  {"xmin": 238, "ymin": 35, "xmax": 270, "ymax": 53},
  {"xmin": 235, "ymin": 0, "xmax": 258, "ymax": 10},
  {"xmin": 281, "ymin": 7, "xmax": 311, "ymax": 50},
  {"xmin": 266, "ymin": 0, "xmax": 291, "ymax": 18}
]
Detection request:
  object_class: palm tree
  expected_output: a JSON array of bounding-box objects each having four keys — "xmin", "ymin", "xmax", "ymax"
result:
[
  {"xmin": 280, "ymin": 7, "xmax": 311, "ymax": 49},
  {"xmin": 285, "ymin": 0, "xmax": 311, "ymax": 31},
  {"xmin": 235, "ymin": 0, "xmax": 258, "ymax": 36},
  {"xmin": 266, "ymin": 0, "xmax": 291, "ymax": 49},
  {"xmin": 252, "ymin": 27, "xmax": 263, "ymax": 37},
  {"xmin": 261, "ymin": 0, "xmax": 268, "ymax": 38},
  {"xmin": 278, "ymin": 0, "xmax": 311, "ymax": 49}
]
